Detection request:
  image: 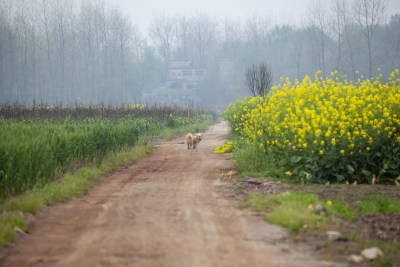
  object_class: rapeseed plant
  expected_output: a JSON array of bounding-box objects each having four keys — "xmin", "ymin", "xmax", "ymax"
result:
[
  {"xmin": 214, "ymin": 141, "xmax": 236, "ymax": 153},
  {"xmin": 224, "ymin": 70, "xmax": 400, "ymax": 184}
]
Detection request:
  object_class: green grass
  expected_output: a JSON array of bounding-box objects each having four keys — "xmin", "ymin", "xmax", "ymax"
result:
[
  {"xmin": 240, "ymin": 190, "xmax": 400, "ymax": 234},
  {"xmin": 239, "ymin": 192, "xmax": 272, "ymax": 212},
  {"xmin": 0, "ymin": 117, "xmax": 216, "ymax": 246},
  {"xmin": 327, "ymin": 197, "xmax": 355, "ymax": 221},
  {"xmin": 357, "ymin": 195, "xmax": 400, "ymax": 214},
  {"xmin": 233, "ymin": 144, "xmax": 287, "ymax": 180},
  {"xmin": 0, "ymin": 212, "xmax": 27, "ymax": 246},
  {"xmin": 241, "ymin": 191, "xmax": 328, "ymax": 232},
  {"xmin": 233, "ymin": 143, "xmax": 269, "ymax": 173}
]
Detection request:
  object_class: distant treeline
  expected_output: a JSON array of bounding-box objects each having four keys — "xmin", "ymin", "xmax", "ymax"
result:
[
  {"xmin": 0, "ymin": 0, "xmax": 399, "ymax": 106},
  {"xmin": 0, "ymin": 103, "xmax": 216, "ymax": 121},
  {"xmin": 0, "ymin": 0, "xmax": 164, "ymax": 105}
]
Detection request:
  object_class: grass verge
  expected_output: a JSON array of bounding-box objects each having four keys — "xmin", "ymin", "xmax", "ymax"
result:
[
  {"xmin": 356, "ymin": 195, "xmax": 400, "ymax": 213},
  {"xmin": 0, "ymin": 212, "xmax": 27, "ymax": 246},
  {"xmin": 233, "ymin": 143, "xmax": 287, "ymax": 180},
  {"xmin": 0, "ymin": 120, "xmax": 215, "ymax": 246},
  {"xmin": 240, "ymin": 191, "xmax": 329, "ymax": 232}
]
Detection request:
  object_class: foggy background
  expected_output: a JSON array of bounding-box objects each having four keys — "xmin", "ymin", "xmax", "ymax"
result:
[
  {"xmin": 117, "ymin": 0, "xmax": 400, "ymax": 31},
  {"xmin": 0, "ymin": 0, "xmax": 399, "ymax": 107}
]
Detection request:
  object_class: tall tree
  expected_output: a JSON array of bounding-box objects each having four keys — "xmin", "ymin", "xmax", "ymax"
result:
[
  {"xmin": 333, "ymin": 0, "xmax": 357, "ymax": 79},
  {"xmin": 307, "ymin": 0, "xmax": 329, "ymax": 77},
  {"xmin": 385, "ymin": 14, "xmax": 400, "ymax": 70},
  {"xmin": 353, "ymin": 0, "xmax": 388, "ymax": 77},
  {"xmin": 290, "ymin": 26, "xmax": 305, "ymax": 79},
  {"xmin": 188, "ymin": 13, "xmax": 217, "ymax": 67},
  {"xmin": 329, "ymin": 0, "xmax": 346, "ymax": 73},
  {"xmin": 174, "ymin": 15, "xmax": 189, "ymax": 60},
  {"xmin": 149, "ymin": 13, "xmax": 176, "ymax": 72},
  {"xmin": 221, "ymin": 17, "xmax": 243, "ymax": 58}
]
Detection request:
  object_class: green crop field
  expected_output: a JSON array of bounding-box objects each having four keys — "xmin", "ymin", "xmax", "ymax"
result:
[{"xmin": 0, "ymin": 104, "xmax": 216, "ymax": 200}]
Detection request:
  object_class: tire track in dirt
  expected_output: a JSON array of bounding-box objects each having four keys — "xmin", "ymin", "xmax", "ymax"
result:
[{"xmin": 0, "ymin": 121, "xmax": 339, "ymax": 267}]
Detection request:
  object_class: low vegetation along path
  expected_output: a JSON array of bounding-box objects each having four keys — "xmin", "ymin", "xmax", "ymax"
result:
[{"xmin": 0, "ymin": 122, "xmax": 335, "ymax": 267}]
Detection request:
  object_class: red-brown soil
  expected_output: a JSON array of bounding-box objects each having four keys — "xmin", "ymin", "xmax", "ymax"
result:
[{"xmin": 0, "ymin": 122, "xmax": 340, "ymax": 267}]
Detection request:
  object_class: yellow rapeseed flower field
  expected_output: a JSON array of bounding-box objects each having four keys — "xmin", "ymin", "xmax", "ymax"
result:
[{"xmin": 223, "ymin": 70, "xmax": 400, "ymax": 184}]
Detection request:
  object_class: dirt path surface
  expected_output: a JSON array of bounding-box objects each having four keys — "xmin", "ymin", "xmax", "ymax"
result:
[{"xmin": 0, "ymin": 121, "xmax": 339, "ymax": 267}]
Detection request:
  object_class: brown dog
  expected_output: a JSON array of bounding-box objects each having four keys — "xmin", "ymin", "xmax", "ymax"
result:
[{"xmin": 186, "ymin": 133, "xmax": 203, "ymax": 149}]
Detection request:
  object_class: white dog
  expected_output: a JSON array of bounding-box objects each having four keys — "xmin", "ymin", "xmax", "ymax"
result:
[{"xmin": 186, "ymin": 133, "xmax": 203, "ymax": 149}]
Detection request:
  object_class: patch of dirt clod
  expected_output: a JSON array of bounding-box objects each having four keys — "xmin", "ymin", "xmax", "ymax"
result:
[
  {"xmin": 354, "ymin": 213, "xmax": 400, "ymax": 242},
  {"xmin": 233, "ymin": 176, "xmax": 283, "ymax": 195}
]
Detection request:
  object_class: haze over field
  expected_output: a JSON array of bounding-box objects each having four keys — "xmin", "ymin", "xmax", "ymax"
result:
[
  {"xmin": 117, "ymin": 0, "xmax": 400, "ymax": 31},
  {"xmin": 0, "ymin": 0, "xmax": 399, "ymax": 106}
]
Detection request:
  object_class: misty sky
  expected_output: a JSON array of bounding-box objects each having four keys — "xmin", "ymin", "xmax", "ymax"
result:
[{"xmin": 116, "ymin": 0, "xmax": 400, "ymax": 32}]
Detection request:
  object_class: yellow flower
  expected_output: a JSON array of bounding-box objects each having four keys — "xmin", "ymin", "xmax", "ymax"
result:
[
  {"xmin": 222, "ymin": 69, "xmax": 400, "ymax": 184},
  {"xmin": 325, "ymin": 130, "xmax": 331, "ymax": 138},
  {"xmin": 326, "ymin": 200, "xmax": 332, "ymax": 206},
  {"xmin": 308, "ymin": 205, "xmax": 313, "ymax": 210}
]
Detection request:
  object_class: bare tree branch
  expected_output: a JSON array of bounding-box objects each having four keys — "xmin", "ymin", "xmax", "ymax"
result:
[{"xmin": 245, "ymin": 63, "xmax": 273, "ymax": 97}]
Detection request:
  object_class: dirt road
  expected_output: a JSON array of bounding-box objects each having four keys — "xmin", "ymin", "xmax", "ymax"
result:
[{"xmin": 0, "ymin": 121, "xmax": 337, "ymax": 267}]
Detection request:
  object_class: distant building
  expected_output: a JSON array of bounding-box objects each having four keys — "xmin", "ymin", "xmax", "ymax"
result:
[
  {"xmin": 142, "ymin": 60, "xmax": 207, "ymax": 104},
  {"xmin": 142, "ymin": 59, "xmax": 234, "ymax": 105},
  {"xmin": 167, "ymin": 60, "xmax": 206, "ymax": 82}
]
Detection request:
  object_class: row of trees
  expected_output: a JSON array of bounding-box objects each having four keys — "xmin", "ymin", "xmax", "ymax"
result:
[
  {"xmin": 0, "ymin": 0, "xmax": 163, "ymax": 104},
  {"xmin": 0, "ymin": 0, "xmax": 399, "ymax": 106}
]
